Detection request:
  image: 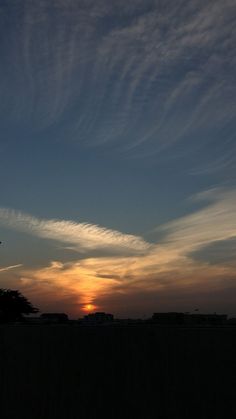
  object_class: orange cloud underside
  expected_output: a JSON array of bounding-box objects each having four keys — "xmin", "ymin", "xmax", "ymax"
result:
[{"xmin": 18, "ymin": 249, "xmax": 236, "ymax": 318}]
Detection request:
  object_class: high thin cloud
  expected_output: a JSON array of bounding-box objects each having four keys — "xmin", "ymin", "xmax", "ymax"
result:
[
  {"xmin": 1, "ymin": 0, "xmax": 235, "ymax": 172},
  {"xmin": 0, "ymin": 208, "xmax": 151, "ymax": 255},
  {"xmin": 0, "ymin": 264, "xmax": 22, "ymax": 273},
  {"xmin": 158, "ymin": 188, "xmax": 236, "ymax": 255},
  {"xmin": 2, "ymin": 188, "xmax": 236, "ymax": 316}
]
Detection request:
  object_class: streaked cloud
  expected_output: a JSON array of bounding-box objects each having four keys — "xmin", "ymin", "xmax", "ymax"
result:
[
  {"xmin": 0, "ymin": 264, "xmax": 23, "ymax": 273},
  {"xmin": 0, "ymin": 207, "xmax": 151, "ymax": 255},
  {"xmin": 1, "ymin": 2, "xmax": 236, "ymax": 317},
  {"xmin": 0, "ymin": 0, "xmax": 235, "ymax": 173},
  {"xmin": 2, "ymin": 188, "xmax": 236, "ymax": 316},
  {"xmin": 158, "ymin": 188, "xmax": 236, "ymax": 255}
]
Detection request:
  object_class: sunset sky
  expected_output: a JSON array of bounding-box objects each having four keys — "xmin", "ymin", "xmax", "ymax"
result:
[{"xmin": 0, "ymin": 0, "xmax": 236, "ymax": 318}]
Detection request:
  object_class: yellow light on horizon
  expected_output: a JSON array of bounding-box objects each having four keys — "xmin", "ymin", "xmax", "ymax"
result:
[{"xmin": 84, "ymin": 303, "xmax": 96, "ymax": 312}]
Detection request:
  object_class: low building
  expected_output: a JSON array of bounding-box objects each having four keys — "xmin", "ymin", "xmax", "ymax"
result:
[
  {"xmin": 25, "ymin": 317, "xmax": 43, "ymax": 324},
  {"xmin": 187, "ymin": 313, "xmax": 227, "ymax": 325},
  {"xmin": 151, "ymin": 312, "xmax": 186, "ymax": 325},
  {"xmin": 40, "ymin": 313, "xmax": 69, "ymax": 323},
  {"xmin": 151, "ymin": 312, "xmax": 227, "ymax": 325},
  {"xmin": 82, "ymin": 312, "xmax": 114, "ymax": 325}
]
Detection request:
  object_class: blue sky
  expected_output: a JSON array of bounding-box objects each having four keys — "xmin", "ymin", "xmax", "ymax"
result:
[{"xmin": 0, "ymin": 0, "xmax": 236, "ymax": 317}]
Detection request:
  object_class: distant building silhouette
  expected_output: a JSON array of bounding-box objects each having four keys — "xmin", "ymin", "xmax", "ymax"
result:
[
  {"xmin": 151, "ymin": 312, "xmax": 227, "ymax": 325},
  {"xmin": 82, "ymin": 312, "xmax": 114, "ymax": 325},
  {"xmin": 187, "ymin": 313, "xmax": 227, "ymax": 325},
  {"xmin": 40, "ymin": 313, "xmax": 69, "ymax": 323},
  {"xmin": 151, "ymin": 312, "xmax": 186, "ymax": 324}
]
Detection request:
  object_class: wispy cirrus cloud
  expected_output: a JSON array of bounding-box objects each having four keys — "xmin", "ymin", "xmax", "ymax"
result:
[
  {"xmin": 0, "ymin": 264, "xmax": 22, "ymax": 273},
  {"xmin": 157, "ymin": 188, "xmax": 236, "ymax": 255},
  {"xmin": 1, "ymin": 188, "xmax": 236, "ymax": 263},
  {"xmin": 1, "ymin": 0, "xmax": 235, "ymax": 173},
  {"xmin": 0, "ymin": 207, "xmax": 151, "ymax": 255},
  {"xmin": 2, "ymin": 188, "xmax": 236, "ymax": 316}
]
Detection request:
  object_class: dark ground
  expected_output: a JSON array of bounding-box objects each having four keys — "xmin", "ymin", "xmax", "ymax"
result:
[{"xmin": 0, "ymin": 324, "xmax": 236, "ymax": 419}]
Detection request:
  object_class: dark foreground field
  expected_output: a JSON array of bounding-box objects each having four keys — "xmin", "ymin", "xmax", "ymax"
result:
[{"xmin": 0, "ymin": 325, "xmax": 236, "ymax": 419}]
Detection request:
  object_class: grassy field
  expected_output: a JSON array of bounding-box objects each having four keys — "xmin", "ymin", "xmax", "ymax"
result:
[{"xmin": 0, "ymin": 325, "xmax": 236, "ymax": 418}]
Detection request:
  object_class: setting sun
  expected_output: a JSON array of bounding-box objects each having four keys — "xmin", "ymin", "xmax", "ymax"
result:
[{"xmin": 84, "ymin": 304, "xmax": 96, "ymax": 312}]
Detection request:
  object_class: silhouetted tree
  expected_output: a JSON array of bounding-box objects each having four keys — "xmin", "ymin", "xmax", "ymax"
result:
[{"xmin": 0, "ymin": 288, "xmax": 38, "ymax": 323}]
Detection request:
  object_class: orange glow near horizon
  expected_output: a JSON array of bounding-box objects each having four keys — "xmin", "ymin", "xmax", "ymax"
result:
[{"xmin": 83, "ymin": 303, "xmax": 97, "ymax": 312}]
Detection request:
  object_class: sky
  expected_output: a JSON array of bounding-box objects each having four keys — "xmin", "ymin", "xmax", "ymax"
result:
[{"xmin": 0, "ymin": 0, "xmax": 236, "ymax": 318}]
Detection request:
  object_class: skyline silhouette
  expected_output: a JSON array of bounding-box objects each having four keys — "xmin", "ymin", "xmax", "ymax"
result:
[{"xmin": 1, "ymin": 2, "xmax": 236, "ymax": 418}]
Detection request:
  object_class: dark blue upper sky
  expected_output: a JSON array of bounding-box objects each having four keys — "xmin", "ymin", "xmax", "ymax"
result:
[{"xmin": 0, "ymin": 0, "xmax": 236, "ymax": 317}]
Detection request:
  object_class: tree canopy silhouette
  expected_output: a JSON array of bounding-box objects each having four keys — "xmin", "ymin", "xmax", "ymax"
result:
[{"xmin": 0, "ymin": 288, "xmax": 38, "ymax": 323}]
